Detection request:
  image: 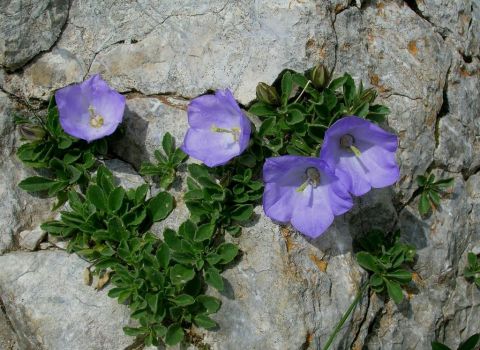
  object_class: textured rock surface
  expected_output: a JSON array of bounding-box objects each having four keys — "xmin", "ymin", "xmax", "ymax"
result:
[
  {"xmin": 0, "ymin": 310, "xmax": 19, "ymax": 350},
  {"xmin": 0, "ymin": 251, "xmax": 133, "ymax": 350},
  {"xmin": 18, "ymin": 226, "xmax": 46, "ymax": 251},
  {"xmin": 0, "ymin": 0, "xmax": 479, "ymax": 349},
  {"xmin": 0, "ymin": 0, "xmax": 69, "ymax": 70},
  {"xmin": 0, "ymin": 91, "xmax": 55, "ymax": 254}
]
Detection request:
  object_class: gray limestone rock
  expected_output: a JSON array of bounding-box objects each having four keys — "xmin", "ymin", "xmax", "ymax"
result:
[
  {"xmin": 0, "ymin": 310, "xmax": 19, "ymax": 350},
  {"xmin": 0, "ymin": 0, "xmax": 69, "ymax": 70},
  {"xmin": 1, "ymin": 0, "xmax": 337, "ymax": 104},
  {"xmin": 103, "ymin": 158, "xmax": 148, "ymax": 191},
  {"xmin": 0, "ymin": 251, "xmax": 133, "ymax": 350},
  {"xmin": 333, "ymin": 1, "xmax": 450, "ymax": 202},
  {"xmin": 18, "ymin": 226, "xmax": 46, "ymax": 251},
  {"xmin": 0, "ymin": 91, "xmax": 55, "ymax": 254}
]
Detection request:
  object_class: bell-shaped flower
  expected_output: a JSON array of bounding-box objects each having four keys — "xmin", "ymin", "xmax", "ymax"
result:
[
  {"xmin": 55, "ymin": 74, "xmax": 125, "ymax": 142},
  {"xmin": 320, "ymin": 116, "xmax": 399, "ymax": 196},
  {"xmin": 263, "ymin": 155, "xmax": 353, "ymax": 238},
  {"xmin": 181, "ymin": 89, "xmax": 251, "ymax": 167}
]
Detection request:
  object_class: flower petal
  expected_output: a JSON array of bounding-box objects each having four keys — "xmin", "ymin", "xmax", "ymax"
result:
[
  {"xmin": 262, "ymin": 184, "xmax": 296, "ymax": 223},
  {"xmin": 181, "ymin": 128, "xmax": 240, "ymax": 167},
  {"xmin": 290, "ymin": 186, "xmax": 334, "ymax": 238}
]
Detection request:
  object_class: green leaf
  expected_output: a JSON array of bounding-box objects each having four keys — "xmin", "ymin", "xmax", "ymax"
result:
[
  {"xmin": 385, "ymin": 269, "xmax": 412, "ymax": 284},
  {"xmin": 108, "ymin": 187, "xmax": 125, "ymax": 213},
  {"xmin": 258, "ymin": 116, "xmax": 276, "ymax": 137},
  {"xmin": 164, "ymin": 229, "xmax": 182, "ymax": 251},
  {"xmin": 134, "ymin": 184, "xmax": 149, "ymax": 204},
  {"xmin": 248, "ymin": 102, "xmax": 277, "ymax": 117},
  {"xmin": 194, "ymin": 314, "xmax": 218, "ymax": 329},
  {"xmin": 281, "ymin": 71, "xmax": 293, "ymax": 105},
  {"xmin": 165, "ymin": 324, "xmax": 184, "ymax": 346},
  {"xmin": 196, "ymin": 295, "xmax": 221, "ymax": 314},
  {"xmin": 123, "ymin": 326, "xmax": 148, "ymax": 337},
  {"xmin": 205, "ymin": 267, "xmax": 224, "ymax": 291},
  {"xmin": 356, "ymin": 252, "xmax": 380, "ymax": 273},
  {"xmin": 458, "ymin": 333, "xmax": 480, "ymax": 350},
  {"xmin": 231, "ymin": 204, "xmax": 253, "ymax": 222},
  {"xmin": 172, "ymin": 294, "xmax": 195, "ymax": 306},
  {"xmin": 328, "ymin": 75, "xmax": 348, "ymax": 90},
  {"xmin": 428, "ymin": 190, "xmax": 441, "ymax": 206},
  {"xmin": 434, "ymin": 178, "xmax": 454, "ymax": 189},
  {"xmin": 170, "ymin": 264, "xmax": 195, "ymax": 285},
  {"xmin": 188, "ymin": 164, "xmax": 210, "ymax": 180},
  {"xmin": 156, "ymin": 243, "xmax": 170, "ymax": 269},
  {"xmin": 107, "ymin": 216, "xmax": 128, "ymax": 241},
  {"xmin": 285, "ymin": 109, "xmax": 305, "ymax": 125},
  {"xmin": 430, "ymin": 341, "xmax": 451, "ymax": 350},
  {"xmin": 369, "ymin": 273, "xmax": 384, "ymax": 288},
  {"xmin": 40, "ymin": 220, "xmax": 67, "ymax": 235},
  {"xmin": 385, "ymin": 279, "xmax": 404, "ymax": 304},
  {"xmin": 146, "ymin": 293, "xmax": 160, "ymax": 313},
  {"xmin": 467, "ymin": 252, "xmax": 478, "ymax": 268},
  {"xmin": 18, "ymin": 176, "xmax": 58, "ymax": 192},
  {"xmin": 162, "ymin": 132, "xmax": 175, "ymax": 156},
  {"xmin": 178, "ymin": 220, "xmax": 197, "ymax": 241},
  {"xmin": 86, "ymin": 185, "xmax": 108, "ymax": 211},
  {"xmin": 343, "ymin": 74, "xmax": 356, "ymax": 106},
  {"xmin": 147, "ymin": 192, "xmax": 174, "ymax": 222},
  {"xmin": 216, "ymin": 243, "xmax": 239, "ymax": 264},
  {"xmin": 419, "ymin": 192, "xmax": 431, "ymax": 216},
  {"xmin": 172, "ymin": 148, "xmax": 188, "ymax": 165},
  {"xmin": 416, "ymin": 175, "xmax": 427, "ymax": 187},
  {"xmin": 195, "ymin": 223, "xmax": 215, "ymax": 242}
]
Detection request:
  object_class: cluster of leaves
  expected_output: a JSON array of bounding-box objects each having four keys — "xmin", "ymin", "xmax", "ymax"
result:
[
  {"xmin": 416, "ymin": 173, "xmax": 454, "ymax": 216},
  {"xmin": 432, "ymin": 333, "xmax": 480, "ymax": 350},
  {"xmin": 15, "ymin": 97, "xmax": 112, "ymax": 208},
  {"xmin": 464, "ymin": 252, "xmax": 480, "ymax": 288},
  {"xmin": 185, "ymin": 163, "xmax": 262, "ymax": 236},
  {"xmin": 248, "ymin": 65, "xmax": 390, "ymax": 156},
  {"xmin": 140, "ymin": 132, "xmax": 188, "ymax": 189},
  {"xmin": 41, "ymin": 165, "xmax": 237, "ymax": 346},
  {"xmin": 355, "ymin": 230, "xmax": 416, "ymax": 304}
]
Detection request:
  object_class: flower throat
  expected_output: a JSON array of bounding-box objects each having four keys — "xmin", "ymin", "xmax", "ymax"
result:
[{"xmin": 340, "ymin": 134, "xmax": 361, "ymax": 157}]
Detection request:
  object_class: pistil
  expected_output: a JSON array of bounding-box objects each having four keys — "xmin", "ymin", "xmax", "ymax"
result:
[
  {"xmin": 340, "ymin": 134, "xmax": 361, "ymax": 157},
  {"xmin": 211, "ymin": 124, "xmax": 241, "ymax": 142},
  {"xmin": 88, "ymin": 106, "xmax": 104, "ymax": 128},
  {"xmin": 296, "ymin": 167, "xmax": 321, "ymax": 192}
]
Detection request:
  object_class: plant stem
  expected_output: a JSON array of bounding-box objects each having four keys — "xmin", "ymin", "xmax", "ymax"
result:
[
  {"xmin": 321, "ymin": 282, "xmax": 369, "ymax": 350},
  {"xmin": 294, "ymin": 80, "xmax": 311, "ymax": 103}
]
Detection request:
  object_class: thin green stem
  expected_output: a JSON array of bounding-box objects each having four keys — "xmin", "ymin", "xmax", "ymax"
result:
[
  {"xmin": 294, "ymin": 80, "xmax": 311, "ymax": 103},
  {"xmin": 321, "ymin": 281, "xmax": 369, "ymax": 350}
]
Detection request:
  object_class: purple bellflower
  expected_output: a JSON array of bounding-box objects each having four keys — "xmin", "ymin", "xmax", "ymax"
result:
[
  {"xmin": 320, "ymin": 116, "xmax": 399, "ymax": 196},
  {"xmin": 181, "ymin": 89, "xmax": 251, "ymax": 167},
  {"xmin": 55, "ymin": 74, "xmax": 125, "ymax": 142},
  {"xmin": 263, "ymin": 156, "xmax": 353, "ymax": 238}
]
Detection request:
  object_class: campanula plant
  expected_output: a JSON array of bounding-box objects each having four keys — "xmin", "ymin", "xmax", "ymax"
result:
[
  {"xmin": 16, "ymin": 76, "xmax": 125, "ymax": 209},
  {"xmin": 16, "ymin": 64, "xmax": 411, "ymax": 348}
]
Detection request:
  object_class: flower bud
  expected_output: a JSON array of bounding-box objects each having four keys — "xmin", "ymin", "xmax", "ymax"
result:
[
  {"xmin": 18, "ymin": 124, "xmax": 46, "ymax": 141},
  {"xmin": 256, "ymin": 82, "xmax": 280, "ymax": 105},
  {"xmin": 310, "ymin": 64, "xmax": 331, "ymax": 89}
]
